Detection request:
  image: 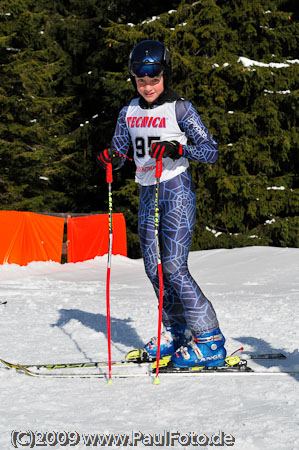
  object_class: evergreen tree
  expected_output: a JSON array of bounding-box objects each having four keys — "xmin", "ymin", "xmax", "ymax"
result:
[
  {"xmin": 100, "ymin": 0, "xmax": 299, "ymax": 255},
  {"xmin": 0, "ymin": 0, "xmax": 75, "ymax": 210}
]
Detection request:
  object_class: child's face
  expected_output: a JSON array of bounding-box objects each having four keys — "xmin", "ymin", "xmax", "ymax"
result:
[{"xmin": 135, "ymin": 75, "xmax": 164, "ymax": 104}]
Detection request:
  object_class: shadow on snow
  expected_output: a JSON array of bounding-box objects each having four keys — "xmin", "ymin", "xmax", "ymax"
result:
[
  {"xmin": 51, "ymin": 308, "xmax": 144, "ymax": 361},
  {"xmin": 236, "ymin": 336, "xmax": 299, "ymax": 381}
]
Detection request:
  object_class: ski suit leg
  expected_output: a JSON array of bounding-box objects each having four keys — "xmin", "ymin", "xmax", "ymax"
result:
[
  {"xmin": 138, "ymin": 169, "xmax": 219, "ymax": 336},
  {"xmin": 138, "ymin": 181, "xmax": 182, "ymax": 326}
]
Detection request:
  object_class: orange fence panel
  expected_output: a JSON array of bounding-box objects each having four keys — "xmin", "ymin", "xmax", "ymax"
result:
[
  {"xmin": 0, "ymin": 211, "xmax": 64, "ymax": 265},
  {"xmin": 67, "ymin": 213, "xmax": 127, "ymax": 263}
]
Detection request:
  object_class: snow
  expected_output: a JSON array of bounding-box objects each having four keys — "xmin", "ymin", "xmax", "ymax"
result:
[
  {"xmin": 206, "ymin": 226, "xmax": 222, "ymax": 238},
  {"xmin": 267, "ymin": 186, "xmax": 286, "ymax": 190},
  {"xmin": 0, "ymin": 247, "xmax": 299, "ymax": 449},
  {"xmin": 213, "ymin": 57, "xmax": 298, "ymax": 71},
  {"xmin": 264, "ymin": 89, "xmax": 291, "ymax": 95},
  {"xmin": 238, "ymin": 57, "xmax": 290, "ymax": 69},
  {"xmin": 141, "ymin": 16, "xmax": 160, "ymax": 24},
  {"xmin": 6, "ymin": 47, "xmax": 21, "ymax": 52}
]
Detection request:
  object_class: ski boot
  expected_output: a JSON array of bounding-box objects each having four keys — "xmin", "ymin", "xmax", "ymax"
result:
[
  {"xmin": 144, "ymin": 323, "xmax": 192, "ymax": 359},
  {"xmin": 171, "ymin": 327, "xmax": 226, "ymax": 368}
]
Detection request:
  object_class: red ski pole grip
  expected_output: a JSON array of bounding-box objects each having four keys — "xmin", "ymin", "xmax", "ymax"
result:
[
  {"xmin": 106, "ymin": 163, "xmax": 113, "ymax": 183},
  {"xmin": 155, "ymin": 159, "xmax": 162, "ymax": 179}
]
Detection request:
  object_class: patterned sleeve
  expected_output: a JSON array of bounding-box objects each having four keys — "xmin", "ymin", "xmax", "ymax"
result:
[
  {"xmin": 110, "ymin": 105, "xmax": 131, "ymax": 168},
  {"xmin": 176, "ymin": 100, "xmax": 218, "ymax": 163}
]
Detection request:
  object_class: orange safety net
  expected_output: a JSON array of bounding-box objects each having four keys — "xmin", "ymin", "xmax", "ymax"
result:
[
  {"xmin": 67, "ymin": 213, "xmax": 127, "ymax": 263},
  {"xmin": 0, "ymin": 211, "xmax": 64, "ymax": 265}
]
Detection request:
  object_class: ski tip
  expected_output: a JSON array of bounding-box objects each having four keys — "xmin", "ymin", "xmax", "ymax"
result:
[
  {"xmin": 107, "ymin": 378, "xmax": 113, "ymax": 386},
  {"xmin": 153, "ymin": 376, "xmax": 161, "ymax": 386}
]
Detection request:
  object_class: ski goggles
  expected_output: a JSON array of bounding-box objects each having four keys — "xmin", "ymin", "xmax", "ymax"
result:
[{"xmin": 130, "ymin": 62, "xmax": 164, "ymax": 78}]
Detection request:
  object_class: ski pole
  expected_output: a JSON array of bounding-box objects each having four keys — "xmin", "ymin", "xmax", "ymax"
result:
[
  {"xmin": 153, "ymin": 158, "xmax": 164, "ymax": 385},
  {"xmin": 106, "ymin": 162, "xmax": 113, "ymax": 385}
]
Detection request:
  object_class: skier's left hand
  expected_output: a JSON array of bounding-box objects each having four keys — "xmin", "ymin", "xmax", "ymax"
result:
[{"xmin": 150, "ymin": 141, "xmax": 183, "ymax": 160}]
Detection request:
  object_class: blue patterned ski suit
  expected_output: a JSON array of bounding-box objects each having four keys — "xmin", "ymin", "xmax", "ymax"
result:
[{"xmin": 111, "ymin": 92, "xmax": 219, "ymax": 335}]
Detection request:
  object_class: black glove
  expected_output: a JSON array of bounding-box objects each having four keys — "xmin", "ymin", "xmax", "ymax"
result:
[
  {"xmin": 96, "ymin": 148, "xmax": 123, "ymax": 170},
  {"xmin": 150, "ymin": 141, "xmax": 183, "ymax": 160}
]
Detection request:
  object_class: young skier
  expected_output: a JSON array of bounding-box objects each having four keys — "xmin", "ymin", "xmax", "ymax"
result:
[{"xmin": 97, "ymin": 40, "xmax": 226, "ymax": 367}]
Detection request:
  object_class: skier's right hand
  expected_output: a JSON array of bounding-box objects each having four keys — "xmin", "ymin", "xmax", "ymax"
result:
[{"xmin": 96, "ymin": 148, "xmax": 123, "ymax": 170}]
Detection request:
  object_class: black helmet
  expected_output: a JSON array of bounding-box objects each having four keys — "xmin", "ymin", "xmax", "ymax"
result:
[{"xmin": 129, "ymin": 40, "xmax": 171, "ymax": 88}]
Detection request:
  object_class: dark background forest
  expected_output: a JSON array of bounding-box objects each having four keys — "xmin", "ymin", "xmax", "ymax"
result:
[{"xmin": 1, "ymin": 0, "xmax": 298, "ymax": 258}]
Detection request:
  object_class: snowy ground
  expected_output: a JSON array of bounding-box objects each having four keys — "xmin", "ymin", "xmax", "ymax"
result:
[{"xmin": 0, "ymin": 246, "xmax": 298, "ymax": 449}]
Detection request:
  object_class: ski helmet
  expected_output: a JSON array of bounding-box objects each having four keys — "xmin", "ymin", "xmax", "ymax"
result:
[{"xmin": 129, "ymin": 40, "xmax": 171, "ymax": 89}]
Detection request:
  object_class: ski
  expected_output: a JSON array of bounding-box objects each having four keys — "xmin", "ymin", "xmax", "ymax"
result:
[
  {"xmin": 10, "ymin": 358, "xmax": 298, "ymax": 379},
  {"xmin": 2, "ymin": 352, "xmax": 296, "ymax": 379},
  {"xmin": 242, "ymin": 352, "xmax": 286, "ymax": 360},
  {"xmin": 11, "ymin": 355, "xmax": 251, "ymax": 378},
  {"xmin": 13, "ymin": 364, "xmax": 149, "ymax": 378},
  {"xmin": 0, "ymin": 358, "xmax": 139, "ymax": 371},
  {"xmin": 0, "ymin": 351, "xmax": 287, "ymax": 372},
  {"xmin": 0, "ymin": 350, "xmax": 149, "ymax": 371}
]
